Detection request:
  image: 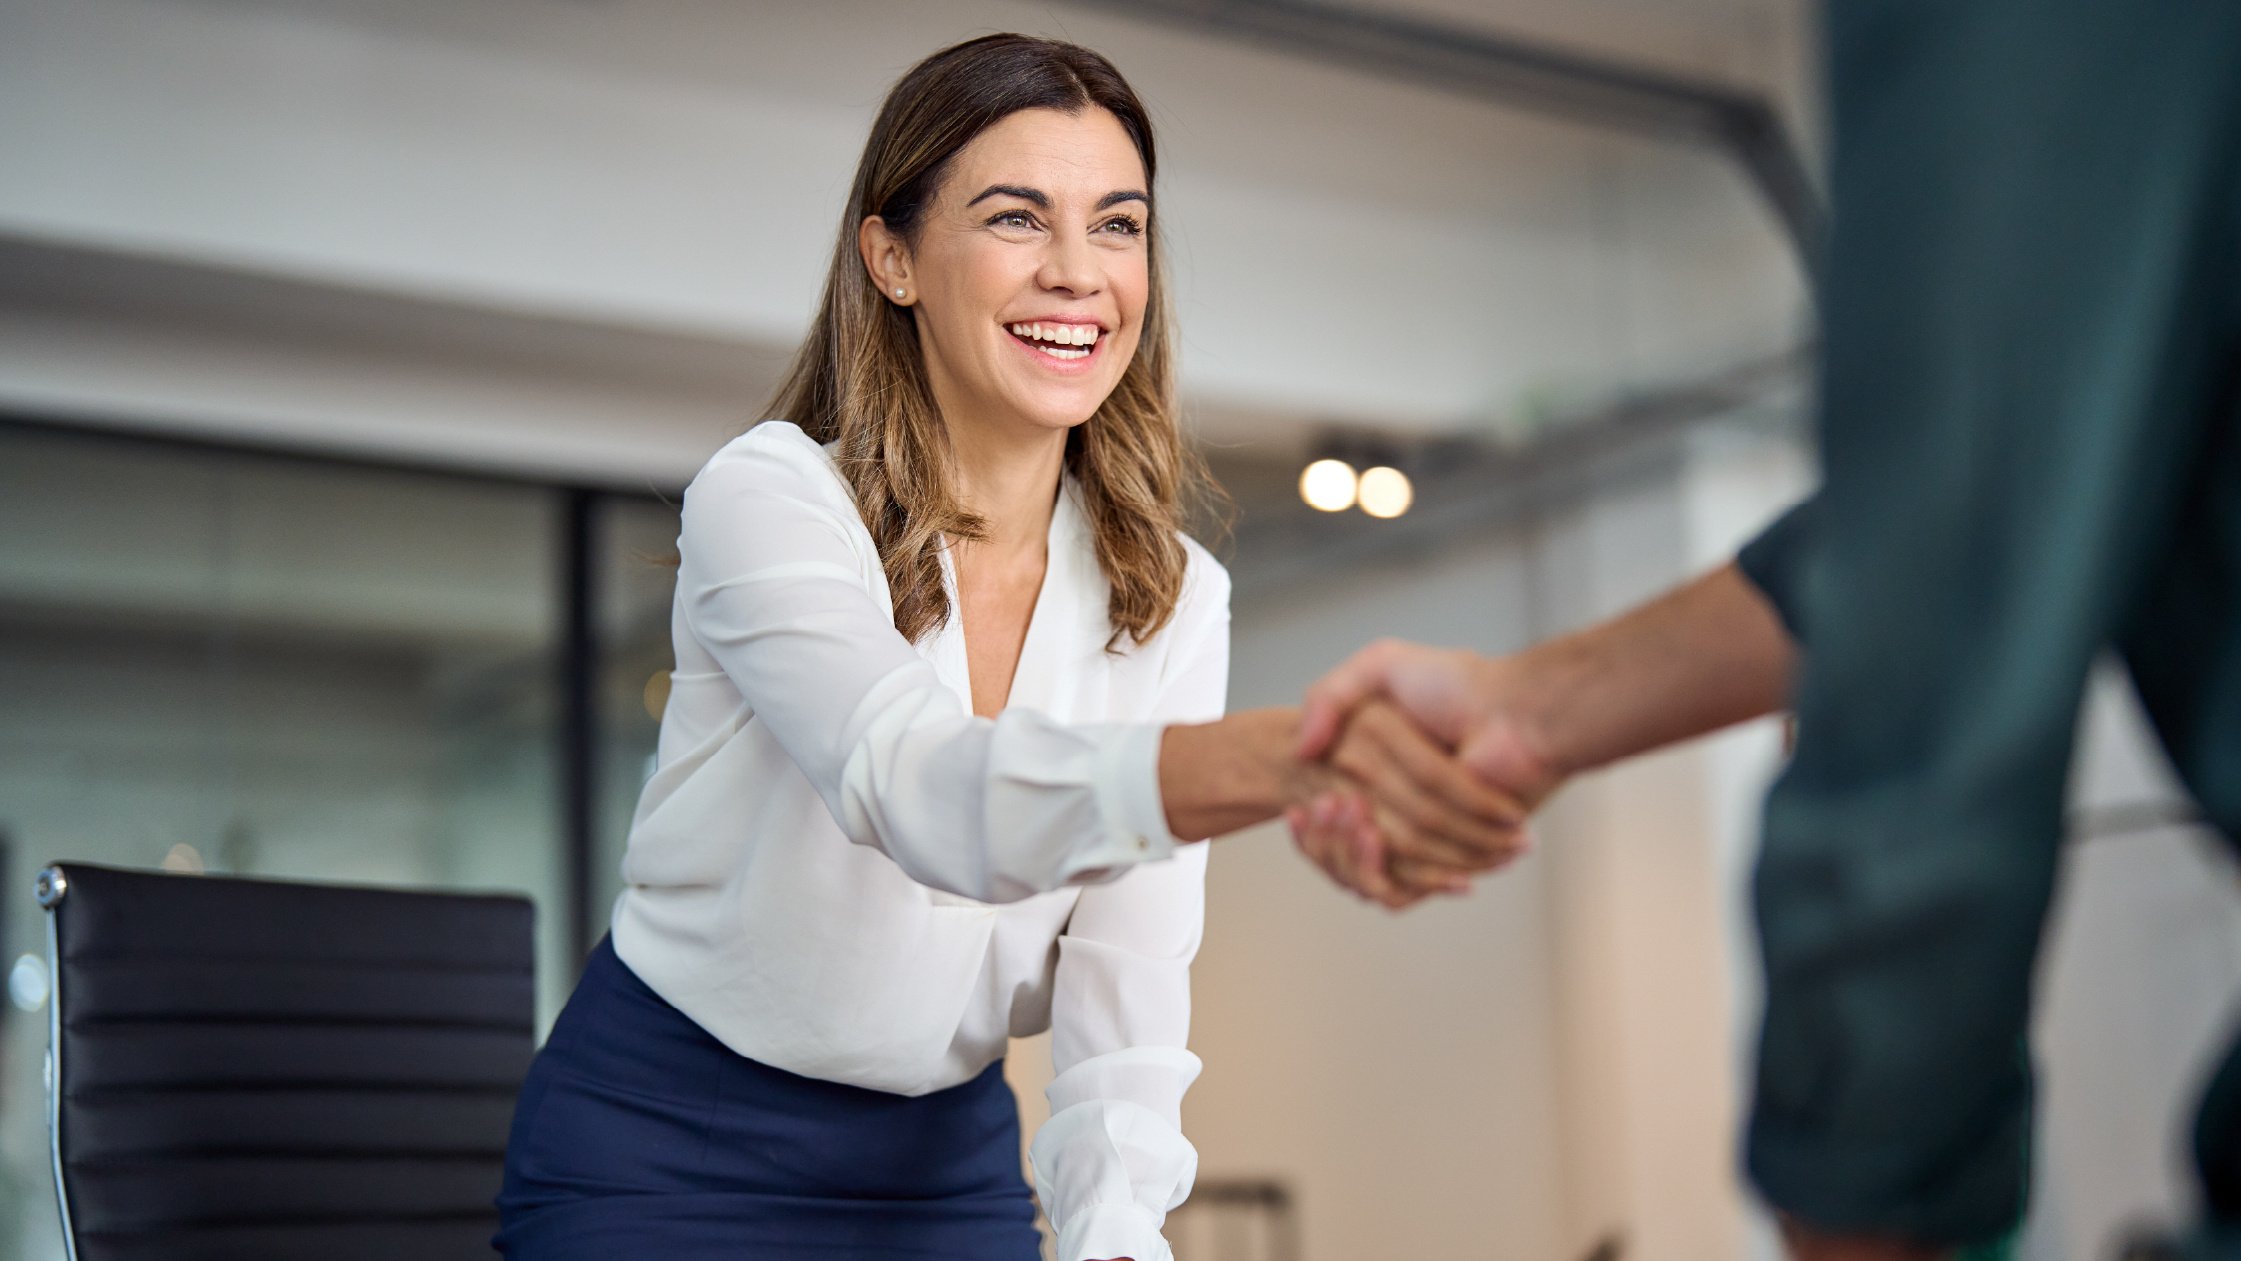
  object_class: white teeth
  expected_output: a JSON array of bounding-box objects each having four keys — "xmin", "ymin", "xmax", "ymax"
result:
[{"xmin": 1007, "ymin": 321, "xmax": 1100, "ymax": 349}]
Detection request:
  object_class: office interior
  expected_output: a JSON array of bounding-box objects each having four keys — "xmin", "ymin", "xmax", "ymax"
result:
[{"xmin": 0, "ymin": 1, "xmax": 2230, "ymax": 1258}]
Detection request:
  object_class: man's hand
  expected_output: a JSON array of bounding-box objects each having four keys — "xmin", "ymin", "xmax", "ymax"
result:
[
  {"xmin": 1286, "ymin": 564, "xmax": 1797, "ymax": 905},
  {"xmin": 1301, "ymin": 640, "xmax": 1567, "ymax": 808}
]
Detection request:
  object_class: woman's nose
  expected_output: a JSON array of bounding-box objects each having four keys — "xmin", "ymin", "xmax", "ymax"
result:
[{"xmin": 1036, "ymin": 234, "xmax": 1102, "ymax": 298}]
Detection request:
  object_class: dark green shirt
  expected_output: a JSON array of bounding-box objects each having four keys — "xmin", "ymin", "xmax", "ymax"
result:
[{"xmin": 1731, "ymin": 0, "xmax": 2241, "ymax": 1245}]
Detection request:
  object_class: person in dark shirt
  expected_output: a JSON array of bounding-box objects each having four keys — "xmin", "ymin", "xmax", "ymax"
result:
[{"xmin": 1292, "ymin": 2, "xmax": 2241, "ymax": 1255}]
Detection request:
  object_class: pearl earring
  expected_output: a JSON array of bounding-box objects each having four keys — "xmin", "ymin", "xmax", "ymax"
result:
[{"xmin": 894, "ymin": 287, "xmax": 906, "ymax": 299}]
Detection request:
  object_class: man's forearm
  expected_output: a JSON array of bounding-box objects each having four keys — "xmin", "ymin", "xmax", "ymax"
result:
[{"xmin": 1517, "ymin": 562, "xmax": 1797, "ymax": 778}]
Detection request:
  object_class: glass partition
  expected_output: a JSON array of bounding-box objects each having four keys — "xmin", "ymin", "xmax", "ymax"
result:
[
  {"xmin": 590, "ymin": 495, "xmax": 685, "ymax": 943},
  {"xmin": 0, "ymin": 424, "xmax": 580, "ymax": 1258}
]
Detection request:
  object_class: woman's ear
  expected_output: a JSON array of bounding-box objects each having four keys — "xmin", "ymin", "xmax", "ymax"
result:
[{"xmin": 858, "ymin": 216, "xmax": 914, "ymax": 306}]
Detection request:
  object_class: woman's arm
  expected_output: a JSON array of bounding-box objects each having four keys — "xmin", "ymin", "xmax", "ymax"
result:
[{"xmin": 682, "ymin": 429, "xmax": 1519, "ymax": 905}]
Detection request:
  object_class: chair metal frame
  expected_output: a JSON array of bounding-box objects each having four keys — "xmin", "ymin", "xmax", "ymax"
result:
[{"xmin": 38, "ymin": 864, "xmax": 80, "ymax": 1261}]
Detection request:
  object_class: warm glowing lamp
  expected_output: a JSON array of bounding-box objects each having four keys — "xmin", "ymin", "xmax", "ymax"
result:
[
  {"xmin": 1358, "ymin": 466, "xmax": 1414, "ymax": 519},
  {"xmin": 1299, "ymin": 458, "xmax": 1359, "ymax": 512}
]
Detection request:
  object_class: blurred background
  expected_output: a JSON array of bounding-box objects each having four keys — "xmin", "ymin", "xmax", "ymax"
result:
[{"xmin": 0, "ymin": 1, "xmax": 2233, "ymax": 1258}]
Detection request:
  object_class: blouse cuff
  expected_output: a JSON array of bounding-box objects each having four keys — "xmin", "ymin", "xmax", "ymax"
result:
[
  {"xmin": 1031, "ymin": 1068, "xmax": 1200, "ymax": 1261},
  {"xmin": 1091, "ymin": 722, "xmax": 1181, "ymax": 872},
  {"xmin": 1057, "ymin": 1202, "xmax": 1173, "ymax": 1261}
]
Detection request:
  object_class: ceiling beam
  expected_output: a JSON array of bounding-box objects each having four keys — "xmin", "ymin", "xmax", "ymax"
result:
[{"xmin": 1074, "ymin": 0, "xmax": 1823, "ymax": 260}]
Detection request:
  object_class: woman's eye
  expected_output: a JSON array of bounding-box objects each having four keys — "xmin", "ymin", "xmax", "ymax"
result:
[
  {"xmin": 1098, "ymin": 216, "xmax": 1145, "ymax": 238},
  {"xmin": 990, "ymin": 210, "xmax": 1038, "ymax": 230}
]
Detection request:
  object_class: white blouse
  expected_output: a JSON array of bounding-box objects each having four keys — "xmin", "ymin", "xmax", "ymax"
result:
[{"xmin": 610, "ymin": 421, "xmax": 1228, "ymax": 1261}]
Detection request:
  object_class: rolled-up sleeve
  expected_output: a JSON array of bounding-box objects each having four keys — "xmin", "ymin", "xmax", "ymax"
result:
[
  {"xmin": 1032, "ymin": 551, "xmax": 1228, "ymax": 1261},
  {"xmin": 677, "ymin": 425, "xmax": 1181, "ymax": 904},
  {"xmin": 1734, "ymin": 492, "xmax": 1821, "ymax": 644}
]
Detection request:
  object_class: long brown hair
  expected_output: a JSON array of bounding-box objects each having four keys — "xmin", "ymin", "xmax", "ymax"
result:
[{"xmin": 766, "ymin": 33, "xmax": 1216, "ymax": 650}]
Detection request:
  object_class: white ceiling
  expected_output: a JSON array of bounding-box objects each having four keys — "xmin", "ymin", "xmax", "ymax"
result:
[
  {"xmin": 1345, "ymin": 0, "xmax": 1810, "ymax": 88},
  {"xmin": 0, "ymin": 0, "xmax": 1814, "ymax": 481}
]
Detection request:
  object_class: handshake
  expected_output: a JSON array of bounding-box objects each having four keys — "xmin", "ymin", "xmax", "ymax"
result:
[
  {"xmin": 1282, "ymin": 639, "xmax": 1561, "ymax": 908},
  {"xmin": 1161, "ymin": 638, "xmax": 1572, "ymax": 908},
  {"xmin": 1161, "ymin": 565, "xmax": 1796, "ymax": 908}
]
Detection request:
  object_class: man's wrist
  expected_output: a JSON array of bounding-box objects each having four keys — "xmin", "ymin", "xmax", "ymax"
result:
[{"xmin": 1494, "ymin": 640, "xmax": 1596, "ymax": 779}]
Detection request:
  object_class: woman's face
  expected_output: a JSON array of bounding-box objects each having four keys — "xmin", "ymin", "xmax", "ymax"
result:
[{"xmin": 867, "ymin": 106, "xmax": 1152, "ymax": 441}]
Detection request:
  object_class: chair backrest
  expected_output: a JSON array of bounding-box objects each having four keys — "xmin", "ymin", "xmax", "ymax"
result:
[{"xmin": 38, "ymin": 862, "xmax": 536, "ymax": 1261}]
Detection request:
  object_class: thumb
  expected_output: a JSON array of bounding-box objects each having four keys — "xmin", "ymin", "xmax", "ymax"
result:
[
  {"xmin": 1298, "ymin": 640, "xmax": 1399, "ymax": 759},
  {"xmin": 1457, "ymin": 719, "xmax": 1555, "ymax": 810},
  {"xmin": 1297, "ymin": 695, "xmax": 1345, "ymax": 760}
]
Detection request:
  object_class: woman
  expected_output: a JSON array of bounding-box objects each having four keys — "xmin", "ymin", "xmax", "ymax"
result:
[{"xmin": 495, "ymin": 33, "xmax": 1515, "ymax": 1261}]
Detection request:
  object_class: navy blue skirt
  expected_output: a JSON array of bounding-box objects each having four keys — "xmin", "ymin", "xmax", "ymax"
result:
[{"xmin": 494, "ymin": 937, "xmax": 1042, "ymax": 1260}]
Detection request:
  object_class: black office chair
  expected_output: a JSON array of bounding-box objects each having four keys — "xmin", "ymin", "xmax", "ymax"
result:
[{"xmin": 36, "ymin": 862, "xmax": 537, "ymax": 1261}]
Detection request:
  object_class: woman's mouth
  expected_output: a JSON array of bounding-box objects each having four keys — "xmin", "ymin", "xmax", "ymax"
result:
[{"xmin": 1005, "ymin": 321, "xmax": 1101, "ymax": 362}]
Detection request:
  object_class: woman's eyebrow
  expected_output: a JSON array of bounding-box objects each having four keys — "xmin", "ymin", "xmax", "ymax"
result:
[
  {"xmin": 963, "ymin": 185, "xmax": 1151, "ymax": 212},
  {"xmin": 967, "ymin": 184, "xmax": 1049, "ymax": 208}
]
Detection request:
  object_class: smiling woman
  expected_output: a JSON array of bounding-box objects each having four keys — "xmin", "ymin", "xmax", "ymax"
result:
[
  {"xmin": 783, "ymin": 37, "xmax": 1187, "ymax": 655},
  {"xmin": 492, "ymin": 32, "xmax": 1526, "ymax": 1261}
]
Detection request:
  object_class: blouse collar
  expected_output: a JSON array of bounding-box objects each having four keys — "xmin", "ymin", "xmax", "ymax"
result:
[{"xmin": 927, "ymin": 476, "xmax": 1094, "ymax": 718}]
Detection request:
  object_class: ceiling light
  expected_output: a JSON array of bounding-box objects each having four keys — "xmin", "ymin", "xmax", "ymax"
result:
[
  {"xmin": 1299, "ymin": 458, "xmax": 1359, "ymax": 512},
  {"xmin": 1358, "ymin": 466, "xmax": 1414, "ymax": 519}
]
